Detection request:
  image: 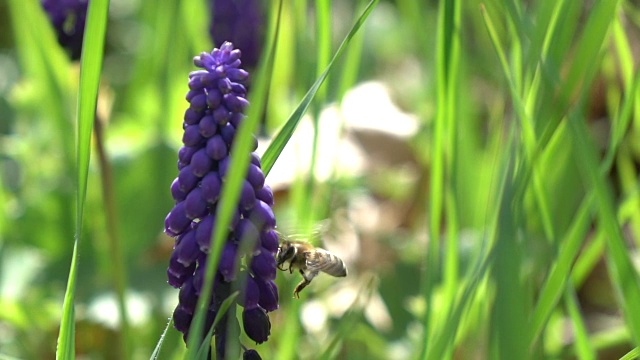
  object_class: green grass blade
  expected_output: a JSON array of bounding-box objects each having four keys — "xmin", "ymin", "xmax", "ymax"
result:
[
  {"xmin": 568, "ymin": 111, "xmax": 640, "ymax": 344},
  {"xmin": 527, "ymin": 195, "xmax": 593, "ymax": 345},
  {"xmin": 150, "ymin": 317, "xmax": 174, "ymax": 360},
  {"xmin": 56, "ymin": 1, "xmax": 110, "ymax": 359},
  {"xmin": 426, "ymin": 127, "xmax": 515, "ymax": 360},
  {"xmin": 337, "ymin": 0, "xmax": 367, "ymax": 101},
  {"xmin": 490, "ymin": 150, "xmax": 528, "ymax": 360},
  {"xmin": 620, "ymin": 347, "xmax": 640, "ymax": 360},
  {"xmin": 314, "ymin": 0, "xmax": 331, "ymax": 103},
  {"xmin": 538, "ymin": 0, "xmax": 621, "ymax": 145},
  {"xmin": 421, "ymin": 0, "xmax": 461, "ymax": 354},
  {"xmin": 260, "ymin": 0, "xmax": 380, "ymax": 176},
  {"xmin": 564, "ymin": 284, "xmax": 596, "ymax": 360},
  {"xmin": 195, "ymin": 292, "xmax": 239, "ymax": 359}
]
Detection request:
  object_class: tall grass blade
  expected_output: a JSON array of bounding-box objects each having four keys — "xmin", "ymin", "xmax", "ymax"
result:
[
  {"xmin": 150, "ymin": 318, "xmax": 174, "ymax": 360},
  {"xmin": 568, "ymin": 111, "xmax": 640, "ymax": 344},
  {"xmin": 564, "ymin": 284, "xmax": 596, "ymax": 360},
  {"xmin": 619, "ymin": 347, "xmax": 640, "ymax": 360},
  {"xmin": 55, "ymin": 0, "xmax": 109, "ymax": 359}
]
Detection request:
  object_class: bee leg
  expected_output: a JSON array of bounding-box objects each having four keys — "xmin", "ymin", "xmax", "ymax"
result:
[{"xmin": 293, "ymin": 270, "xmax": 317, "ymax": 299}]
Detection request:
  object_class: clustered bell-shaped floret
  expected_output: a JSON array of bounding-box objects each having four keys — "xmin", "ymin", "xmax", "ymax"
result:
[{"xmin": 165, "ymin": 42, "xmax": 278, "ymax": 357}]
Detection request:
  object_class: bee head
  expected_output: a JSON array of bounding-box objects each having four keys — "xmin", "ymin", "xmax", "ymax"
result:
[{"xmin": 276, "ymin": 241, "xmax": 295, "ymax": 269}]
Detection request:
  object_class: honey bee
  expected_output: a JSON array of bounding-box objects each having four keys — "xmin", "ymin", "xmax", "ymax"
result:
[{"xmin": 276, "ymin": 240, "xmax": 347, "ymax": 299}]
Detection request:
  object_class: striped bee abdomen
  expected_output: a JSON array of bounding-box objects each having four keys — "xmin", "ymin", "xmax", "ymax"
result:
[{"xmin": 306, "ymin": 249, "xmax": 348, "ymax": 277}]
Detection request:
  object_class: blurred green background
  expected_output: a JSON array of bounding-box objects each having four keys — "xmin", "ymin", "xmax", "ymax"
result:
[{"xmin": 2, "ymin": 0, "xmax": 640, "ymax": 359}]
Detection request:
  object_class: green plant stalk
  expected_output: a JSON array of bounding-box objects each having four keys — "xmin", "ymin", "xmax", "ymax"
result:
[
  {"xmin": 528, "ymin": 193, "xmax": 593, "ymax": 346},
  {"xmin": 421, "ymin": 0, "xmax": 460, "ymax": 355},
  {"xmin": 426, "ymin": 125, "xmax": 515, "ymax": 359},
  {"xmin": 93, "ymin": 116, "xmax": 130, "ymax": 359},
  {"xmin": 442, "ymin": 0, "xmax": 461, "ymax": 318},
  {"xmin": 57, "ymin": 0, "xmax": 110, "ymax": 358},
  {"xmin": 337, "ymin": 0, "xmax": 367, "ymax": 101},
  {"xmin": 531, "ymin": 43, "xmax": 640, "ymax": 343},
  {"xmin": 568, "ymin": 110, "xmax": 640, "ymax": 344},
  {"xmin": 490, "ymin": 143, "xmax": 528, "ymax": 360},
  {"xmin": 564, "ymin": 283, "xmax": 596, "ymax": 360},
  {"xmin": 620, "ymin": 347, "xmax": 640, "ymax": 360}
]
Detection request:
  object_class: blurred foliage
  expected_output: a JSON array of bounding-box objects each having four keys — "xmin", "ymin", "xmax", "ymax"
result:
[{"xmin": 1, "ymin": 0, "xmax": 640, "ymax": 359}]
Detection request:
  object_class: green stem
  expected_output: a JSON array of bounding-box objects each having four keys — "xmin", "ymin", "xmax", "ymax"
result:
[{"xmin": 94, "ymin": 115, "xmax": 131, "ymax": 359}]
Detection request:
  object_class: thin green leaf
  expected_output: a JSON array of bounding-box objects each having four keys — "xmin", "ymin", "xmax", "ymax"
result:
[
  {"xmin": 620, "ymin": 347, "xmax": 640, "ymax": 360},
  {"xmin": 564, "ymin": 284, "xmax": 596, "ymax": 360},
  {"xmin": 568, "ymin": 111, "xmax": 640, "ymax": 344},
  {"xmin": 150, "ymin": 317, "xmax": 174, "ymax": 360},
  {"xmin": 57, "ymin": 0, "xmax": 109, "ymax": 359},
  {"xmin": 195, "ymin": 291, "xmax": 239, "ymax": 359},
  {"xmin": 426, "ymin": 128, "xmax": 516, "ymax": 360},
  {"xmin": 527, "ymin": 196, "xmax": 593, "ymax": 345}
]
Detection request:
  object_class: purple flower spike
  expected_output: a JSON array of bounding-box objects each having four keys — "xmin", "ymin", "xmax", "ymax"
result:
[
  {"xmin": 209, "ymin": 0, "xmax": 265, "ymax": 70},
  {"xmin": 240, "ymin": 181, "xmax": 257, "ymax": 211},
  {"xmin": 165, "ymin": 202, "xmax": 192, "ymax": 235},
  {"xmin": 190, "ymin": 149, "xmax": 213, "ymax": 176},
  {"xmin": 206, "ymin": 135, "xmax": 227, "ymax": 160},
  {"xmin": 178, "ymin": 165, "xmax": 199, "ymax": 193},
  {"xmin": 247, "ymin": 164, "xmax": 265, "ymax": 190},
  {"xmin": 183, "ymin": 124, "xmax": 204, "ymax": 146},
  {"xmin": 260, "ymin": 230, "xmax": 279, "ymax": 254},
  {"xmin": 220, "ymin": 123, "xmax": 236, "ymax": 144},
  {"xmin": 41, "ymin": 0, "xmax": 88, "ymax": 61},
  {"xmin": 242, "ymin": 307, "xmax": 271, "ymax": 344},
  {"xmin": 173, "ymin": 305, "xmax": 193, "ymax": 333},
  {"xmin": 184, "ymin": 188, "xmax": 209, "ymax": 219},
  {"xmin": 250, "ymin": 247, "xmax": 277, "ymax": 281},
  {"xmin": 178, "ymin": 278, "xmax": 198, "ymax": 314},
  {"xmin": 248, "ymin": 201, "xmax": 276, "ymax": 230},
  {"xmin": 235, "ymin": 219, "xmax": 259, "ymax": 246},
  {"xmin": 255, "ymin": 278, "xmax": 279, "ymax": 312},
  {"xmin": 199, "ymin": 115, "xmax": 218, "ymax": 137},
  {"xmin": 238, "ymin": 274, "xmax": 260, "ymax": 309},
  {"xmin": 207, "ymin": 88, "xmax": 223, "ymax": 108},
  {"xmin": 195, "ymin": 214, "xmax": 216, "ymax": 251},
  {"xmin": 184, "ymin": 108, "xmax": 204, "ymax": 125},
  {"xmin": 171, "ymin": 178, "xmax": 187, "ymax": 202},
  {"xmin": 175, "ymin": 230, "xmax": 200, "ymax": 267},
  {"xmin": 201, "ymin": 172, "xmax": 222, "ymax": 203},
  {"xmin": 165, "ymin": 43, "xmax": 277, "ymax": 351},
  {"xmin": 219, "ymin": 242, "xmax": 238, "ymax": 282},
  {"xmin": 243, "ymin": 349, "xmax": 262, "ymax": 360},
  {"xmin": 255, "ymin": 185, "xmax": 274, "ymax": 206},
  {"xmin": 178, "ymin": 146, "xmax": 198, "ymax": 165}
]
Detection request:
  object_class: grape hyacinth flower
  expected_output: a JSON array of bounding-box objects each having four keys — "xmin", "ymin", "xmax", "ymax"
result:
[
  {"xmin": 165, "ymin": 42, "xmax": 278, "ymax": 359},
  {"xmin": 210, "ymin": 0, "xmax": 265, "ymax": 71},
  {"xmin": 41, "ymin": 0, "xmax": 88, "ymax": 60}
]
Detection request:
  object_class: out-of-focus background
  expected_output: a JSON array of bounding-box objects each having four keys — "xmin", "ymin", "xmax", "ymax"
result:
[{"xmin": 1, "ymin": 0, "xmax": 640, "ymax": 359}]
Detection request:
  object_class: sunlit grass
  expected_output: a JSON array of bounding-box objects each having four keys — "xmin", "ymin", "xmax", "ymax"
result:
[{"xmin": 1, "ymin": 0, "xmax": 640, "ymax": 359}]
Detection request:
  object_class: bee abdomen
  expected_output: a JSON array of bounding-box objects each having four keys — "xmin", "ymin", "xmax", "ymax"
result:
[{"xmin": 320, "ymin": 253, "xmax": 348, "ymax": 277}]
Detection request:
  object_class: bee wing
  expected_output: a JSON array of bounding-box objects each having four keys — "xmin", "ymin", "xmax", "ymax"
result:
[{"xmin": 305, "ymin": 249, "xmax": 347, "ymax": 277}]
